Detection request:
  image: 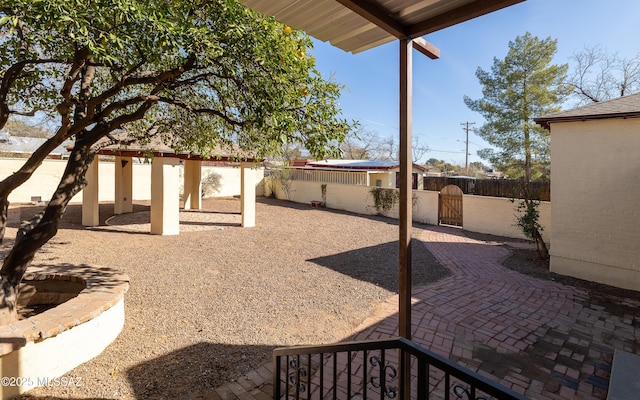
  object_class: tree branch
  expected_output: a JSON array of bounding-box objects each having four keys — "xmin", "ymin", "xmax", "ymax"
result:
[
  {"xmin": 85, "ymin": 54, "xmax": 197, "ymax": 113},
  {"xmin": 155, "ymin": 96, "xmax": 247, "ymax": 127}
]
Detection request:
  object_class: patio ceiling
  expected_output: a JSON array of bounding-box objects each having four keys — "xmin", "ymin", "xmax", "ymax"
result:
[{"xmin": 240, "ymin": 0, "xmax": 525, "ymax": 53}]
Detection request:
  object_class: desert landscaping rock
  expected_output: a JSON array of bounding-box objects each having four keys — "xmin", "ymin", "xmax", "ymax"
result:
[{"xmin": 5, "ymin": 197, "xmax": 449, "ymax": 399}]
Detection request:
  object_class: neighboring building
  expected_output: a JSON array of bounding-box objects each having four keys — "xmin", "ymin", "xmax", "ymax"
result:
[
  {"xmin": 535, "ymin": 93, "xmax": 640, "ymax": 291},
  {"xmin": 299, "ymin": 159, "xmax": 426, "ymax": 189},
  {"xmin": 0, "ymin": 130, "xmax": 72, "ymax": 159}
]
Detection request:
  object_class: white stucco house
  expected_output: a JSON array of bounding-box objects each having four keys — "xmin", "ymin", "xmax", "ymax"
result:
[{"xmin": 535, "ymin": 93, "xmax": 640, "ymax": 291}]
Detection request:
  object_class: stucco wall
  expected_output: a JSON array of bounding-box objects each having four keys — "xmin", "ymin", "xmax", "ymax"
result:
[
  {"xmin": 412, "ymin": 191, "xmax": 439, "ymax": 225},
  {"xmin": 0, "ymin": 159, "xmax": 152, "ymax": 204},
  {"xmin": 274, "ymin": 180, "xmax": 375, "ymax": 215},
  {"xmin": 463, "ymin": 195, "xmax": 551, "ymax": 243},
  {"xmin": 201, "ymin": 165, "xmax": 265, "ymax": 198},
  {"xmin": 550, "ymin": 118, "xmax": 640, "ymax": 291},
  {"xmin": 276, "ymin": 180, "xmax": 440, "ymax": 224},
  {"xmin": 0, "ymin": 158, "xmax": 264, "ymax": 204}
]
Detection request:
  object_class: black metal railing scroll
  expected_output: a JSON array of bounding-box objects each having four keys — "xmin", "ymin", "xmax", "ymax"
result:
[{"xmin": 273, "ymin": 338, "xmax": 528, "ymax": 400}]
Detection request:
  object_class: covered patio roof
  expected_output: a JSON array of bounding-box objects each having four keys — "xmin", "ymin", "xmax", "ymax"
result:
[{"xmin": 241, "ymin": 0, "xmax": 524, "ymax": 54}]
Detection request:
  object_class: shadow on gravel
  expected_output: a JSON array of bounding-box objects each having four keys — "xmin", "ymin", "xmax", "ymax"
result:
[
  {"xmin": 126, "ymin": 342, "xmax": 275, "ymax": 399},
  {"xmin": 8, "ymin": 203, "xmax": 150, "ymax": 230},
  {"xmin": 308, "ymin": 240, "xmax": 452, "ymax": 293}
]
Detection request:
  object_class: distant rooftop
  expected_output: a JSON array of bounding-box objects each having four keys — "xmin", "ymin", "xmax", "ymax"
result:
[
  {"xmin": 535, "ymin": 93, "xmax": 640, "ymax": 129},
  {"xmin": 0, "ymin": 130, "xmax": 72, "ymax": 156},
  {"xmin": 304, "ymin": 159, "xmax": 427, "ymax": 171}
]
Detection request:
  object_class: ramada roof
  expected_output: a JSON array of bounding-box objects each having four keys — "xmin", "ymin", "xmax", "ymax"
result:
[
  {"xmin": 535, "ymin": 92, "xmax": 640, "ymax": 129},
  {"xmin": 94, "ymin": 135, "xmax": 259, "ymax": 163}
]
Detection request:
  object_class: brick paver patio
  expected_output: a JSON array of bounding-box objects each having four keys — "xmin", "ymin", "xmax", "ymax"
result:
[{"xmin": 211, "ymin": 225, "xmax": 640, "ymax": 400}]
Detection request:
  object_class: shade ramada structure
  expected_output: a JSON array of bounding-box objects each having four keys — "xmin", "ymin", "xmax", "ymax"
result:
[
  {"xmin": 82, "ymin": 142, "xmax": 260, "ymax": 235},
  {"xmin": 239, "ymin": 0, "xmax": 526, "ymax": 345}
]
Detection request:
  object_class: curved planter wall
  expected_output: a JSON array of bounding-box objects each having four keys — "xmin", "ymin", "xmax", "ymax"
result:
[{"xmin": 0, "ymin": 264, "xmax": 129, "ymax": 399}]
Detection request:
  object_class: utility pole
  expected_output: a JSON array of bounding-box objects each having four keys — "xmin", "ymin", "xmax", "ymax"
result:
[{"xmin": 461, "ymin": 122, "xmax": 475, "ymax": 171}]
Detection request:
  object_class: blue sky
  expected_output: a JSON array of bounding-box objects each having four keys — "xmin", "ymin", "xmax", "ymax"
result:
[{"xmin": 308, "ymin": 0, "xmax": 640, "ymax": 165}]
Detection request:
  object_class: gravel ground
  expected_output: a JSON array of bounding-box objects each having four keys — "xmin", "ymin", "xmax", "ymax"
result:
[{"xmin": 5, "ymin": 197, "xmax": 450, "ymax": 399}]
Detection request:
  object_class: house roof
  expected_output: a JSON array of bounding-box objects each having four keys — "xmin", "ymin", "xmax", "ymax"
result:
[
  {"xmin": 0, "ymin": 130, "xmax": 72, "ymax": 155},
  {"xmin": 306, "ymin": 159, "xmax": 427, "ymax": 171},
  {"xmin": 535, "ymin": 93, "xmax": 640, "ymax": 130},
  {"xmin": 240, "ymin": 0, "xmax": 524, "ymax": 54}
]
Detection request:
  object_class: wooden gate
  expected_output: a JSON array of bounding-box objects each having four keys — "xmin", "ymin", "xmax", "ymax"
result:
[{"xmin": 439, "ymin": 184, "xmax": 463, "ymax": 226}]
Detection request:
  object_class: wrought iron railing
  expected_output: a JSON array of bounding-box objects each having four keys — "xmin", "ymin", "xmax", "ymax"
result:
[{"xmin": 274, "ymin": 337, "xmax": 528, "ymax": 400}]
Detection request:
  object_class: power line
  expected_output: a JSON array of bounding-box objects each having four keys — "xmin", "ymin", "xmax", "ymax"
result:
[
  {"xmin": 429, "ymin": 149, "xmax": 466, "ymax": 154},
  {"xmin": 460, "ymin": 122, "xmax": 475, "ymax": 170}
]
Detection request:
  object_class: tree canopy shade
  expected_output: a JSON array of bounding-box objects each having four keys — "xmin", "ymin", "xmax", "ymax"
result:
[
  {"xmin": 0, "ymin": 0, "xmax": 351, "ymax": 158},
  {"xmin": 0, "ymin": 0, "xmax": 353, "ymax": 323},
  {"xmin": 464, "ymin": 32, "xmax": 570, "ymax": 181}
]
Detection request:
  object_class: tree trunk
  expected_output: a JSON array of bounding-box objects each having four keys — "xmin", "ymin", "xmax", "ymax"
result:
[
  {"xmin": 0, "ymin": 138, "xmax": 95, "ymax": 324},
  {"xmin": 0, "ymin": 128, "xmax": 73, "ymax": 243},
  {"xmin": 523, "ymin": 125, "xmax": 532, "ymax": 183},
  {"xmin": 524, "ymin": 181, "xmax": 548, "ymax": 260},
  {"xmin": 0, "ymin": 46, "xmax": 93, "ymax": 243},
  {"xmin": 0, "ymin": 103, "xmax": 9, "ymax": 132},
  {"xmin": 533, "ymin": 229, "xmax": 549, "ymax": 259},
  {"xmin": 0, "ymin": 277, "xmax": 19, "ymax": 324}
]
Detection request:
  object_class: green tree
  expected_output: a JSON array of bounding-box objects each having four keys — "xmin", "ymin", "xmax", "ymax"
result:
[
  {"xmin": 424, "ymin": 158, "xmax": 460, "ymax": 173},
  {"xmin": 464, "ymin": 32, "xmax": 570, "ymax": 182},
  {"xmin": 465, "ymin": 33, "xmax": 568, "ymax": 258},
  {"xmin": 0, "ymin": 0, "xmax": 352, "ymax": 323},
  {"xmin": 426, "ymin": 158, "xmax": 441, "ymax": 166},
  {"xmin": 469, "ymin": 161, "xmax": 486, "ymax": 171}
]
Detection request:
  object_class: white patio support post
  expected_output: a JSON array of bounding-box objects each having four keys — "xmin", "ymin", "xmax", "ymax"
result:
[
  {"xmin": 82, "ymin": 157, "xmax": 100, "ymax": 227},
  {"xmin": 114, "ymin": 156, "xmax": 133, "ymax": 214},
  {"xmin": 241, "ymin": 162, "xmax": 256, "ymax": 228},
  {"xmin": 150, "ymin": 157, "xmax": 180, "ymax": 235},
  {"xmin": 183, "ymin": 159, "xmax": 202, "ymax": 210}
]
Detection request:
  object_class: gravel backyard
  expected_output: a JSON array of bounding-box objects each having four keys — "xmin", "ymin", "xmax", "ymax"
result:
[{"xmin": 6, "ymin": 197, "xmax": 450, "ymax": 399}]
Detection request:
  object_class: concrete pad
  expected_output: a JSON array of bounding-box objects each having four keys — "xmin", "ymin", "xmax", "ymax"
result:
[{"xmin": 607, "ymin": 349, "xmax": 640, "ymax": 400}]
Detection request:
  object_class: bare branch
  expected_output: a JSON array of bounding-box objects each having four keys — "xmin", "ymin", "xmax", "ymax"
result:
[
  {"xmin": 7, "ymin": 109, "xmax": 38, "ymax": 117},
  {"xmin": 569, "ymin": 45, "xmax": 640, "ymax": 103}
]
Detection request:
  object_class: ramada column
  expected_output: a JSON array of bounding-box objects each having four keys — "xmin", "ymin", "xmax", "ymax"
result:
[
  {"xmin": 241, "ymin": 162, "xmax": 256, "ymax": 228},
  {"xmin": 82, "ymin": 157, "xmax": 100, "ymax": 227},
  {"xmin": 182, "ymin": 159, "xmax": 202, "ymax": 210},
  {"xmin": 150, "ymin": 157, "xmax": 180, "ymax": 235},
  {"xmin": 114, "ymin": 156, "xmax": 133, "ymax": 214}
]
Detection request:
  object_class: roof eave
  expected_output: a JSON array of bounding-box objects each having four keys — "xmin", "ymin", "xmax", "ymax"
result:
[
  {"xmin": 534, "ymin": 111, "xmax": 640, "ymax": 130},
  {"xmin": 407, "ymin": 0, "xmax": 526, "ymax": 38},
  {"xmin": 241, "ymin": 0, "xmax": 526, "ymax": 54}
]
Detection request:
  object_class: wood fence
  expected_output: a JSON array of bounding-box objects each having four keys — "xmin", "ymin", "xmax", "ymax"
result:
[{"xmin": 423, "ymin": 177, "xmax": 550, "ymax": 201}]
